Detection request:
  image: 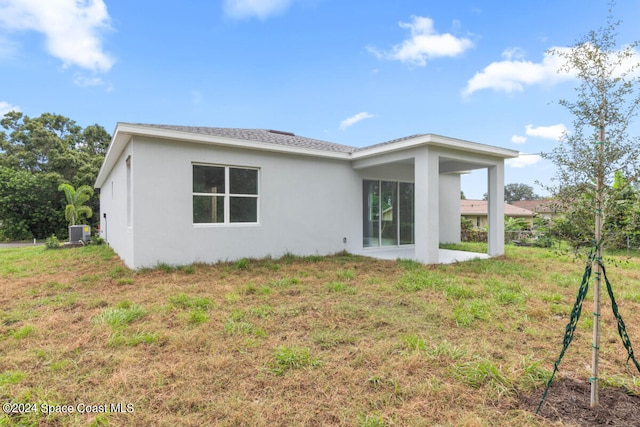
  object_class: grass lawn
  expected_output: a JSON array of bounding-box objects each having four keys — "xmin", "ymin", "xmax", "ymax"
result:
[{"xmin": 1, "ymin": 243, "xmax": 640, "ymax": 426}]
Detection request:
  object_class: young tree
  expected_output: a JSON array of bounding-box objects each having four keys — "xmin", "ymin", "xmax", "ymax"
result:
[
  {"xmin": 542, "ymin": 4, "xmax": 640, "ymax": 407},
  {"xmin": 58, "ymin": 183, "xmax": 94, "ymax": 226}
]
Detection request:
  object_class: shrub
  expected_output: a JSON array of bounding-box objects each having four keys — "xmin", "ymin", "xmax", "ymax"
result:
[
  {"xmin": 90, "ymin": 236, "xmax": 105, "ymax": 245},
  {"xmin": 45, "ymin": 235, "xmax": 61, "ymax": 249}
]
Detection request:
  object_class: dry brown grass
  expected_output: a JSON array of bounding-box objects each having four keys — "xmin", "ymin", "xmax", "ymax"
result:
[{"xmin": 1, "ymin": 244, "xmax": 639, "ymax": 426}]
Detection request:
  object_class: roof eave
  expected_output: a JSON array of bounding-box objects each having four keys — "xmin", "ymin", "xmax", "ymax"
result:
[
  {"xmin": 352, "ymin": 134, "xmax": 519, "ymax": 160},
  {"xmin": 95, "ymin": 123, "xmax": 128, "ymax": 189}
]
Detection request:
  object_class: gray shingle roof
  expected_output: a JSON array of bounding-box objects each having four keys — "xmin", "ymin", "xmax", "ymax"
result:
[
  {"xmin": 130, "ymin": 123, "xmax": 358, "ymax": 154},
  {"xmin": 353, "ymin": 134, "xmax": 428, "ymax": 152}
]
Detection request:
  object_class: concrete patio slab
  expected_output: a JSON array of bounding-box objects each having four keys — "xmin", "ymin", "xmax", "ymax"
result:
[{"xmin": 359, "ymin": 247, "xmax": 491, "ymax": 264}]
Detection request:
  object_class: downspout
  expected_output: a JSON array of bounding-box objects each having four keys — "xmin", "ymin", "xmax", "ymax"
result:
[{"xmin": 103, "ymin": 212, "xmax": 108, "ymax": 243}]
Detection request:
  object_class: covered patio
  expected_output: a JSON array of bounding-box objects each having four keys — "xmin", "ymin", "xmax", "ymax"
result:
[{"xmin": 352, "ymin": 134, "xmax": 518, "ymax": 264}]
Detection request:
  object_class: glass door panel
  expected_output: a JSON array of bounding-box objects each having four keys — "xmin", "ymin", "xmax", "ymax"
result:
[
  {"xmin": 362, "ymin": 180, "xmax": 379, "ymax": 247},
  {"xmin": 399, "ymin": 182, "xmax": 414, "ymax": 244},
  {"xmin": 380, "ymin": 181, "xmax": 398, "ymax": 246}
]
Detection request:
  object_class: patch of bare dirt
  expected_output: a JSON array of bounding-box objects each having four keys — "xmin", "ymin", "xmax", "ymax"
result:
[{"xmin": 519, "ymin": 376, "xmax": 640, "ymax": 426}]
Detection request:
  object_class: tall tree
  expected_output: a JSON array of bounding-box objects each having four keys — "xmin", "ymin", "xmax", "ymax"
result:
[
  {"xmin": 483, "ymin": 183, "xmax": 539, "ymax": 203},
  {"xmin": 0, "ymin": 167, "xmax": 66, "ymax": 240},
  {"xmin": 0, "ymin": 112, "xmax": 110, "ymax": 186},
  {"xmin": 504, "ymin": 183, "xmax": 539, "ymax": 203},
  {"xmin": 542, "ymin": 3, "xmax": 640, "ymax": 407},
  {"xmin": 0, "ymin": 112, "xmax": 110, "ymax": 239}
]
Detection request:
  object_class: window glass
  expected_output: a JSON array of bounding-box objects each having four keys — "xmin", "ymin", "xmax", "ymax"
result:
[
  {"xmin": 230, "ymin": 168, "xmax": 258, "ymax": 194},
  {"xmin": 193, "ymin": 195, "xmax": 224, "ymax": 223},
  {"xmin": 193, "ymin": 165, "xmax": 225, "ymax": 193},
  {"xmin": 230, "ymin": 197, "xmax": 257, "ymax": 222}
]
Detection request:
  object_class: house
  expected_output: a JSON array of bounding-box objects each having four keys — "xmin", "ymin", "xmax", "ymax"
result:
[
  {"xmin": 94, "ymin": 123, "xmax": 518, "ymax": 269},
  {"xmin": 461, "ymin": 199, "xmax": 536, "ymax": 228},
  {"xmin": 511, "ymin": 199, "xmax": 559, "ymax": 220}
]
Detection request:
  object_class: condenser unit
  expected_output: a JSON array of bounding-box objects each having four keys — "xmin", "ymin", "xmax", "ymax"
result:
[{"xmin": 69, "ymin": 225, "xmax": 91, "ymax": 243}]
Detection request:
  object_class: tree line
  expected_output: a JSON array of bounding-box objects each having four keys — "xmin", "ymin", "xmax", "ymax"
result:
[
  {"xmin": 470, "ymin": 180, "xmax": 640, "ymax": 251},
  {"xmin": 0, "ymin": 111, "xmax": 110, "ymax": 240}
]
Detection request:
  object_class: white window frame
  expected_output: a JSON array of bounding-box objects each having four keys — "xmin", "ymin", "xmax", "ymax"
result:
[{"xmin": 192, "ymin": 163, "xmax": 260, "ymax": 226}]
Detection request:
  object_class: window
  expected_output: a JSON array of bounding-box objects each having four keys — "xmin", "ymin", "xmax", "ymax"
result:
[
  {"xmin": 193, "ymin": 164, "xmax": 259, "ymax": 224},
  {"xmin": 363, "ymin": 180, "xmax": 414, "ymax": 247}
]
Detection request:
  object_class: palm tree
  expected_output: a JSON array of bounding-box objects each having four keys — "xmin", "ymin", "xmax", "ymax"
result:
[{"xmin": 58, "ymin": 183, "xmax": 94, "ymax": 226}]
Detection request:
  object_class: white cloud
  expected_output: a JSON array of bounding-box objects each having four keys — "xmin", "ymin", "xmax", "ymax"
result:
[
  {"xmin": 0, "ymin": 0, "xmax": 114, "ymax": 72},
  {"xmin": 464, "ymin": 44, "xmax": 640, "ymax": 96},
  {"xmin": 0, "ymin": 101, "xmax": 20, "ymax": 116},
  {"xmin": 73, "ymin": 74, "xmax": 105, "ymax": 88},
  {"xmin": 501, "ymin": 47, "xmax": 526, "ymax": 61},
  {"xmin": 511, "ymin": 135, "xmax": 527, "ymax": 144},
  {"xmin": 525, "ymin": 123, "xmax": 567, "ymax": 141},
  {"xmin": 339, "ymin": 112, "xmax": 375, "ymax": 130},
  {"xmin": 506, "ymin": 153, "xmax": 542, "ymax": 168},
  {"xmin": 463, "ymin": 48, "xmax": 572, "ymax": 96},
  {"xmin": 224, "ymin": 0, "xmax": 293, "ymax": 19},
  {"xmin": 369, "ymin": 16, "xmax": 473, "ymax": 67}
]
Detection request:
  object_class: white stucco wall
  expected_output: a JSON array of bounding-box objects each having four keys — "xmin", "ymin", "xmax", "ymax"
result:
[
  {"xmin": 356, "ymin": 163, "xmax": 414, "ymax": 182},
  {"xmin": 99, "ymin": 142, "xmax": 134, "ymax": 267},
  {"xmin": 439, "ymin": 173, "xmax": 461, "ymax": 244},
  {"xmin": 118, "ymin": 137, "xmax": 361, "ymax": 268},
  {"xmin": 97, "ymin": 129, "xmax": 512, "ymax": 268}
]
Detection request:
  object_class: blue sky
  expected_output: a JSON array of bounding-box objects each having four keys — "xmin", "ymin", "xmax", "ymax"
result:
[{"xmin": 1, "ymin": 0, "xmax": 639, "ymax": 198}]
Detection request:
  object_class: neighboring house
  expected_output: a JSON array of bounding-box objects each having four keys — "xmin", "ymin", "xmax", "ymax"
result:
[
  {"xmin": 461, "ymin": 199, "xmax": 535, "ymax": 228},
  {"xmin": 94, "ymin": 123, "xmax": 518, "ymax": 269},
  {"xmin": 511, "ymin": 199, "xmax": 559, "ymax": 220}
]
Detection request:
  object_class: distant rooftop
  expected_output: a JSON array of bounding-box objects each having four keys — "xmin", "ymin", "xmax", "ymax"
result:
[
  {"xmin": 461, "ymin": 199, "xmax": 535, "ymax": 216},
  {"xmin": 511, "ymin": 199, "xmax": 557, "ymax": 213}
]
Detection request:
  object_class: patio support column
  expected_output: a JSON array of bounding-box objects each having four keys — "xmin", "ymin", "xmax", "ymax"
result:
[
  {"xmin": 487, "ymin": 163, "xmax": 505, "ymax": 256},
  {"xmin": 439, "ymin": 173, "xmax": 461, "ymax": 244},
  {"xmin": 414, "ymin": 147, "xmax": 439, "ymax": 264}
]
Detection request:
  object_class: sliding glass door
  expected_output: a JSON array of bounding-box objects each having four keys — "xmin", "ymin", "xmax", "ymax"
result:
[{"xmin": 363, "ymin": 180, "xmax": 414, "ymax": 247}]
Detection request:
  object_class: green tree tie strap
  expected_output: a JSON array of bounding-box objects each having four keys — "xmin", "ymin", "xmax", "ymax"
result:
[
  {"xmin": 600, "ymin": 262, "xmax": 640, "ymax": 373},
  {"xmin": 537, "ymin": 255, "xmax": 640, "ymax": 414},
  {"xmin": 536, "ymin": 258, "xmax": 592, "ymax": 414}
]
